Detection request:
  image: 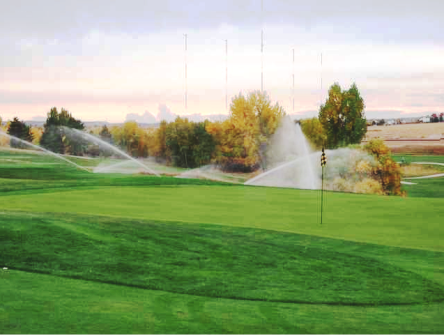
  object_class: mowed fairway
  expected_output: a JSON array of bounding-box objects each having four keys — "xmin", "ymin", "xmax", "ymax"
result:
[{"xmin": 1, "ymin": 150, "xmax": 444, "ymax": 334}]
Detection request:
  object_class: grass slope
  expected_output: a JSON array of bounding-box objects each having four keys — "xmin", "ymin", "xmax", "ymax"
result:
[
  {"xmin": 2, "ymin": 211, "xmax": 444, "ymax": 334},
  {"xmin": 3, "ymin": 270, "xmax": 444, "ymax": 334},
  {"xmin": 2, "ymin": 212, "xmax": 443, "ymax": 305}
]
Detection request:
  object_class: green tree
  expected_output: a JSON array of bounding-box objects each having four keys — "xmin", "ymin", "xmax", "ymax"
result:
[
  {"xmin": 319, "ymin": 83, "xmax": 367, "ymax": 148},
  {"xmin": 192, "ymin": 121, "xmax": 216, "ymax": 167},
  {"xmin": 40, "ymin": 107, "xmax": 85, "ymax": 154},
  {"xmin": 165, "ymin": 117, "xmax": 194, "ymax": 168},
  {"xmin": 7, "ymin": 117, "xmax": 34, "ymax": 148}
]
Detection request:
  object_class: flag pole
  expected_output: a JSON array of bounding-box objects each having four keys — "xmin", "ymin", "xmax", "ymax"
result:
[{"xmin": 320, "ymin": 146, "xmax": 327, "ymax": 224}]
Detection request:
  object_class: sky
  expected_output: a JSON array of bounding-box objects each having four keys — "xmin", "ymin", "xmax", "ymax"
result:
[{"xmin": 1, "ymin": 0, "xmax": 443, "ymax": 123}]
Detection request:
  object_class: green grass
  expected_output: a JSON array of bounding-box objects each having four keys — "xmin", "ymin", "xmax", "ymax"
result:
[
  {"xmin": 3, "ymin": 211, "xmax": 443, "ymax": 305},
  {"xmin": 1, "ymin": 148, "xmax": 444, "ymax": 333},
  {"xmin": 2, "ymin": 210, "xmax": 444, "ymax": 333},
  {"xmin": 1, "ymin": 185, "xmax": 443, "ymax": 251},
  {"xmin": 393, "ymin": 154, "xmax": 444, "ymax": 198},
  {"xmin": 402, "ymin": 177, "xmax": 444, "ymax": 198},
  {"xmin": 4, "ymin": 270, "xmax": 444, "ymax": 334},
  {"xmin": 393, "ymin": 154, "xmax": 444, "ymax": 164}
]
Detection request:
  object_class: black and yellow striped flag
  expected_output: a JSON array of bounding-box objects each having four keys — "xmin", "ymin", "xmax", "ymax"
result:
[{"xmin": 321, "ymin": 147, "xmax": 327, "ymax": 167}]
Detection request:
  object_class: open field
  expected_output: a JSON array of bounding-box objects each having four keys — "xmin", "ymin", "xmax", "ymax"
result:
[
  {"xmin": 364, "ymin": 124, "xmax": 444, "ymax": 154},
  {"xmin": 366, "ymin": 123, "xmax": 444, "ymax": 140},
  {"xmin": 1, "ymin": 148, "xmax": 444, "ymax": 333}
]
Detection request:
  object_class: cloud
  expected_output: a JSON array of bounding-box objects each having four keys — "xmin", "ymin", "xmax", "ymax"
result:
[
  {"xmin": 182, "ymin": 113, "xmax": 228, "ymax": 122},
  {"xmin": 124, "ymin": 108, "xmax": 228, "ymax": 124},
  {"xmin": 289, "ymin": 110, "xmax": 318, "ymax": 119},
  {"xmin": 156, "ymin": 104, "xmax": 177, "ymax": 122},
  {"xmin": 125, "ymin": 111, "xmax": 157, "ymax": 123},
  {"xmin": 31, "ymin": 115, "xmax": 46, "ymax": 121},
  {"xmin": 2, "ymin": 0, "xmax": 443, "ymax": 42}
]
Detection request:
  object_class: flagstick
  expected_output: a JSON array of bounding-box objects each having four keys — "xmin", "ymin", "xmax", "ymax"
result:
[
  {"xmin": 321, "ymin": 165, "xmax": 324, "ymax": 225},
  {"xmin": 320, "ymin": 146, "xmax": 326, "ymax": 225}
]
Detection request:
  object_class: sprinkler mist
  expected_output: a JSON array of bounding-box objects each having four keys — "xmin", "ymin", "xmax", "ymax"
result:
[
  {"xmin": 0, "ymin": 130, "xmax": 90, "ymax": 172},
  {"xmin": 244, "ymin": 116, "xmax": 320, "ymax": 190},
  {"xmin": 61, "ymin": 127, "xmax": 160, "ymax": 176}
]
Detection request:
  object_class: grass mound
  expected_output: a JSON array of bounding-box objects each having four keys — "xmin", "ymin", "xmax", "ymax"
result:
[{"xmin": 2, "ymin": 211, "xmax": 443, "ymax": 306}]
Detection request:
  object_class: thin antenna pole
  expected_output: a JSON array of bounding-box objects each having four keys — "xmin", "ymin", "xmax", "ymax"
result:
[
  {"xmin": 320, "ymin": 52, "xmax": 323, "ymax": 107},
  {"xmin": 321, "ymin": 165, "xmax": 324, "ymax": 224},
  {"xmin": 261, "ymin": 0, "xmax": 264, "ymax": 93},
  {"xmin": 292, "ymin": 48, "xmax": 295, "ymax": 114},
  {"xmin": 225, "ymin": 39, "xmax": 228, "ymax": 112},
  {"xmin": 184, "ymin": 34, "xmax": 188, "ymax": 113}
]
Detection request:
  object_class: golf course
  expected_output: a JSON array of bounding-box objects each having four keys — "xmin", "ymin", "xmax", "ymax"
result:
[{"xmin": 1, "ymin": 149, "xmax": 444, "ymax": 334}]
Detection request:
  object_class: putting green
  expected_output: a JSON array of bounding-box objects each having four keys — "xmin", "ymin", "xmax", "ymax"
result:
[{"xmin": 1, "ymin": 185, "xmax": 443, "ymax": 251}]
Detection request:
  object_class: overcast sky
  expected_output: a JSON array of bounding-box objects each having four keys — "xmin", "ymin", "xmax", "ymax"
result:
[{"xmin": 1, "ymin": 0, "xmax": 443, "ymax": 122}]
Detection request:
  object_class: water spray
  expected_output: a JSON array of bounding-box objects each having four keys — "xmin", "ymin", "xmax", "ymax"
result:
[
  {"xmin": 62, "ymin": 127, "xmax": 160, "ymax": 176},
  {"xmin": 0, "ymin": 130, "xmax": 90, "ymax": 172}
]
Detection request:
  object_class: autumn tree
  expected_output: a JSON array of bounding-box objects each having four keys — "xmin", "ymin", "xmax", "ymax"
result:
[
  {"xmin": 364, "ymin": 139, "xmax": 405, "ymax": 196},
  {"xmin": 300, "ymin": 117, "xmax": 327, "ymax": 149},
  {"xmin": 7, "ymin": 117, "xmax": 34, "ymax": 148},
  {"xmin": 99, "ymin": 125, "xmax": 113, "ymax": 144},
  {"xmin": 319, "ymin": 83, "xmax": 367, "ymax": 149},
  {"xmin": 0, "ymin": 117, "xmax": 9, "ymax": 147},
  {"xmin": 112, "ymin": 121, "xmax": 140, "ymax": 157},
  {"xmin": 30, "ymin": 127, "xmax": 43, "ymax": 145},
  {"xmin": 148, "ymin": 121, "xmax": 170, "ymax": 163},
  {"xmin": 206, "ymin": 91, "xmax": 285, "ymax": 172}
]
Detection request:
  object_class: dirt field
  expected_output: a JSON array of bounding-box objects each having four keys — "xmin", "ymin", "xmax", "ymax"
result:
[
  {"xmin": 365, "ymin": 123, "xmax": 444, "ymax": 140},
  {"xmin": 363, "ymin": 123, "xmax": 444, "ymax": 154}
]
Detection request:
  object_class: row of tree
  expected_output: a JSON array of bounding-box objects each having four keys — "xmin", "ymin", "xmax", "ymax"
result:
[
  {"xmin": 431, "ymin": 113, "xmax": 444, "ymax": 123},
  {"xmin": 1, "ymin": 83, "xmax": 405, "ymax": 196},
  {"xmin": 104, "ymin": 91, "xmax": 285, "ymax": 170}
]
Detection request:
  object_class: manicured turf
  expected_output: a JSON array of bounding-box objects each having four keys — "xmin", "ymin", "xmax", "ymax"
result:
[
  {"xmin": 3, "ymin": 270, "xmax": 444, "ymax": 334},
  {"xmin": 394, "ymin": 154, "xmax": 444, "ymax": 198},
  {"xmin": 1, "ymin": 185, "xmax": 443, "ymax": 251},
  {"xmin": 393, "ymin": 154, "xmax": 444, "ymax": 164},
  {"xmin": 1, "ymin": 148, "xmax": 444, "ymax": 333},
  {"xmin": 3, "ymin": 212, "xmax": 443, "ymax": 305}
]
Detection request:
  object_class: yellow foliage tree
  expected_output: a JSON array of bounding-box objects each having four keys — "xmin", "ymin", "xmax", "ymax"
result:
[
  {"xmin": 300, "ymin": 117, "xmax": 327, "ymax": 150},
  {"xmin": 0, "ymin": 119, "xmax": 9, "ymax": 147},
  {"xmin": 206, "ymin": 91, "xmax": 285, "ymax": 171},
  {"xmin": 148, "ymin": 121, "xmax": 169, "ymax": 162},
  {"xmin": 110, "ymin": 121, "xmax": 150, "ymax": 157},
  {"xmin": 30, "ymin": 127, "xmax": 43, "ymax": 145},
  {"xmin": 364, "ymin": 139, "xmax": 405, "ymax": 196}
]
